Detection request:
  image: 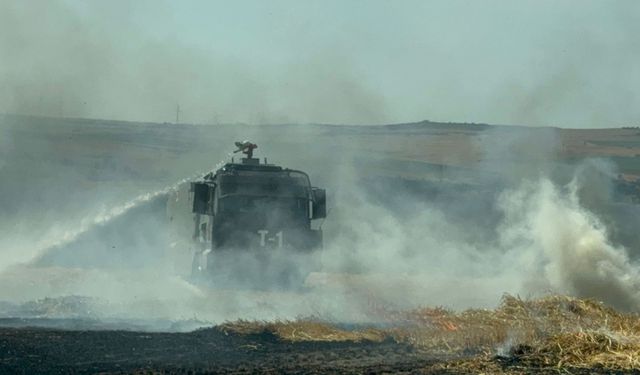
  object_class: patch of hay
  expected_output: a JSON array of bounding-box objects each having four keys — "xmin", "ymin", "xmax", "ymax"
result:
[
  {"xmin": 219, "ymin": 294, "xmax": 640, "ymax": 370},
  {"xmin": 219, "ymin": 319, "xmax": 387, "ymax": 343},
  {"xmin": 398, "ymin": 294, "xmax": 640, "ymax": 370}
]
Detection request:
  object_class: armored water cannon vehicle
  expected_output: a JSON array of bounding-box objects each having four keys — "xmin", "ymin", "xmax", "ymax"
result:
[{"xmin": 189, "ymin": 142, "xmax": 326, "ymax": 278}]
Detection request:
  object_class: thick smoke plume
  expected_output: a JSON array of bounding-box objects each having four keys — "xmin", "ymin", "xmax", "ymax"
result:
[
  {"xmin": 500, "ymin": 177, "xmax": 640, "ymax": 311},
  {"xmin": 313, "ymin": 157, "xmax": 640, "ymax": 313}
]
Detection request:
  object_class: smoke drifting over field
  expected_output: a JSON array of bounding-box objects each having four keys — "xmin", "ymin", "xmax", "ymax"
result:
[
  {"xmin": 503, "ymin": 178, "xmax": 640, "ymax": 311},
  {"xmin": 2, "ymin": 1, "xmax": 640, "ymax": 329},
  {"xmin": 318, "ymin": 154, "xmax": 640, "ymax": 313},
  {"xmin": 2, "ymin": 115, "xmax": 640, "ymax": 329}
]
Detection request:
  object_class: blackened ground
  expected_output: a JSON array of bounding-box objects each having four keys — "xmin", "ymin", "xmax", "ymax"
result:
[
  {"xmin": 0, "ymin": 327, "xmax": 443, "ymax": 374},
  {"xmin": 1, "ymin": 326, "xmax": 633, "ymax": 374}
]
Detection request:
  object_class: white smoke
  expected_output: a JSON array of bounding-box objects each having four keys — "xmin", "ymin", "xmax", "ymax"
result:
[
  {"xmin": 2, "ymin": 126, "xmax": 640, "ymax": 327},
  {"xmin": 500, "ymin": 178, "xmax": 640, "ymax": 311},
  {"xmin": 312, "ymin": 159, "xmax": 640, "ymax": 313}
]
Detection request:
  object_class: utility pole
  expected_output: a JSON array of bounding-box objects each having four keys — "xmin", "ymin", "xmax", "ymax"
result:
[{"xmin": 176, "ymin": 104, "xmax": 181, "ymax": 124}]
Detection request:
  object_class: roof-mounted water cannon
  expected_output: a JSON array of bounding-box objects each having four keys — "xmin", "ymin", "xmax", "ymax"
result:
[{"xmin": 234, "ymin": 140, "xmax": 259, "ymax": 164}]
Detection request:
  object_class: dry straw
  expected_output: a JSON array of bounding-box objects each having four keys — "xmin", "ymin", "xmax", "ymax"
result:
[{"xmin": 220, "ymin": 294, "xmax": 640, "ymax": 371}]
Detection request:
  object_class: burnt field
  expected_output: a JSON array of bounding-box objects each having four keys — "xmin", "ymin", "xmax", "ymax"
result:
[
  {"xmin": 0, "ymin": 327, "xmax": 431, "ymax": 374},
  {"xmin": 3, "ymin": 295, "xmax": 640, "ymax": 374},
  {"xmin": 4, "ymin": 115, "xmax": 640, "ymax": 373},
  {"xmin": 4, "ymin": 1, "xmax": 640, "ymax": 372}
]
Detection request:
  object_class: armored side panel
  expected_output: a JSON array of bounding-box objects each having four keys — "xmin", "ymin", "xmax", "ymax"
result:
[
  {"xmin": 191, "ymin": 182, "xmax": 214, "ymax": 215},
  {"xmin": 312, "ymin": 188, "xmax": 326, "ymax": 219}
]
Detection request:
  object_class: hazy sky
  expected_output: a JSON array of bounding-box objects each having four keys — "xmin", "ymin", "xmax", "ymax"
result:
[{"xmin": 2, "ymin": 0, "xmax": 639, "ymax": 127}]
